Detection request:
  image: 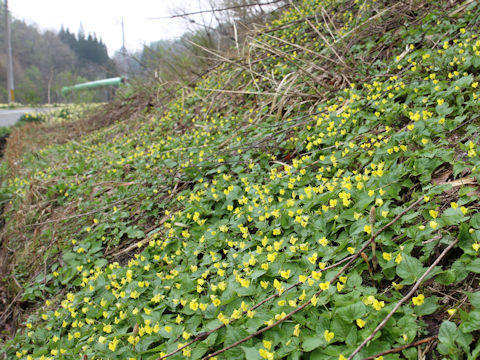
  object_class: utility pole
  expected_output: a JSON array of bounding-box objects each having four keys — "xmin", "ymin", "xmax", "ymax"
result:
[
  {"xmin": 121, "ymin": 16, "xmax": 127, "ymax": 76},
  {"xmin": 4, "ymin": 0, "xmax": 14, "ymax": 103}
]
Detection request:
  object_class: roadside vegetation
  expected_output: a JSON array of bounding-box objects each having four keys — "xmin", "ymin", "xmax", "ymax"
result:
[{"xmin": 2, "ymin": 0, "xmax": 480, "ymax": 359}]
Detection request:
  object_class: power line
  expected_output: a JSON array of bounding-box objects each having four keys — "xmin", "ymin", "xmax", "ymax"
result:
[{"xmin": 147, "ymin": 0, "xmax": 284, "ymax": 20}]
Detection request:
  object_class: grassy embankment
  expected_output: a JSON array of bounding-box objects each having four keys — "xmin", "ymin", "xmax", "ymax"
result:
[{"xmin": 2, "ymin": 0, "xmax": 480, "ymax": 359}]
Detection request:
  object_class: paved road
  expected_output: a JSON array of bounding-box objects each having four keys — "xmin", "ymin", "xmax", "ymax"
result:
[{"xmin": 0, "ymin": 108, "xmax": 52, "ymax": 127}]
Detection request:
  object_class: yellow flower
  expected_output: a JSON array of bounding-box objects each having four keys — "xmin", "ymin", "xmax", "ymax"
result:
[
  {"xmin": 395, "ymin": 253, "xmax": 403, "ymax": 264},
  {"xmin": 373, "ymin": 300, "xmax": 385, "ymax": 310},
  {"xmin": 392, "ymin": 282, "xmax": 404, "ymax": 290},
  {"xmin": 103, "ymin": 324, "xmax": 112, "ymax": 333},
  {"xmin": 263, "ymin": 340, "xmax": 272, "ymax": 350},
  {"xmin": 429, "ymin": 221, "xmax": 438, "ymax": 229},
  {"xmin": 311, "ymin": 295, "xmax": 318, "ymax": 307},
  {"xmin": 356, "ymin": 318, "xmax": 366, "ymax": 328},
  {"xmin": 108, "ymin": 337, "xmax": 119, "ymax": 351},
  {"xmin": 318, "ymin": 237, "xmax": 328, "ymax": 246},
  {"xmin": 311, "ymin": 271, "xmax": 322, "ymax": 280},
  {"xmin": 280, "ymin": 269, "xmax": 291, "ymax": 279},
  {"xmin": 412, "ymin": 294, "xmax": 425, "ymax": 306},
  {"xmin": 382, "ymin": 252, "xmax": 392, "ymax": 261},
  {"xmin": 319, "ymin": 281, "xmax": 330, "ymax": 290},
  {"xmin": 347, "ymin": 247, "xmax": 355, "ymax": 254},
  {"xmin": 259, "ymin": 348, "xmax": 274, "ymax": 360},
  {"xmin": 447, "ymin": 308, "xmax": 456, "ymax": 316},
  {"xmin": 324, "ymin": 330, "xmax": 334, "ymax": 342},
  {"xmin": 364, "ymin": 225, "xmax": 372, "ymax": 235},
  {"xmin": 473, "ymin": 243, "xmax": 480, "ymax": 252},
  {"xmin": 429, "ymin": 209, "xmax": 438, "ymax": 218},
  {"xmin": 293, "ymin": 324, "xmax": 301, "ymax": 336}
]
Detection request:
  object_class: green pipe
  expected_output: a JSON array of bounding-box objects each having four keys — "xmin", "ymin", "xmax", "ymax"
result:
[{"xmin": 61, "ymin": 77, "xmax": 125, "ymax": 96}]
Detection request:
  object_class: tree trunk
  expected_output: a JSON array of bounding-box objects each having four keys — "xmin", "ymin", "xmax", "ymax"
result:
[{"xmin": 47, "ymin": 69, "xmax": 54, "ymax": 104}]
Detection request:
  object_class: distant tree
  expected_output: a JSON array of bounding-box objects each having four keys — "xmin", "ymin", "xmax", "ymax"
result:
[
  {"xmin": 43, "ymin": 31, "xmax": 76, "ymax": 103},
  {"xmin": 16, "ymin": 65, "xmax": 43, "ymax": 103}
]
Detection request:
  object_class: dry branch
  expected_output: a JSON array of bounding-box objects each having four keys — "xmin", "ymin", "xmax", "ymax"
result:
[
  {"xmin": 157, "ymin": 255, "xmax": 355, "ymax": 360},
  {"xmin": 201, "ymin": 197, "xmax": 425, "ymax": 359},
  {"xmin": 347, "ymin": 237, "xmax": 459, "ymax": 359},
  {"xmin": 148, "ymin": 0, "xmax": 285, "ymax": 20},
  {"xmin": 362, "ymin": 336, "xmax": 437, "ymax": 360}
]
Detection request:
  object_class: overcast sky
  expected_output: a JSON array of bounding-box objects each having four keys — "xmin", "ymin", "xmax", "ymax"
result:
[{"xmin": 8, "ymin": 0, "xmax": 214, "ymax": 56}]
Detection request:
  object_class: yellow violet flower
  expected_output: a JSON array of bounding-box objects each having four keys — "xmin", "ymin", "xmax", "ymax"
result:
[
  {"xmin": 108, "ymin": 337, "xmax": 119, "ymax": 351},
  {"xmin": 356, "ymin": 318, "xmax": 366, "ymax": 328},
  {"xmin": 324, "ymin": 330, "xmax": 334, "ymax": 342},
  {"xmin": 412, "ymin": 294, "xmax": 425, "ymax": 306},
  {"xmin": 373, "ymin": 300, "xmax": 385, "ymax": 310},
  {"xmin": 392, "ymin": 282, "xmax": 404, "ymax": 290},
  {"xmin": 293, "ymin": 324, "xmax": 301, "ymax": 336},
  {"xmin": 364, "ymin": 225, "xmax": 372, "ymax": 235},
  {"xmin": 319, "ymin": 281, "xmax": 330, "ymax": 290},
  {"xmin": 395, "ymin": 253, "xmax": 403, "ymax": 264},
  {"xmin": 259, "ymin": 349, "xmax": 274, "ymax": 360}
]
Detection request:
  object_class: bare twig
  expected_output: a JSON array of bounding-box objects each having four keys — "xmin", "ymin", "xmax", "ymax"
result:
[
  {"xmin": 157, "ymin": 255, "xmax": 354, "ymax": 360},
  {"xmin": 290, "ymin": 1, "xmax": 350, "ymax": 69},
  {"xmin": 108, "ymin": 215, "xmax": 171, "ymax": 258},
  {"xmin": 202, "ymin": 197, "xmax": 425, "ymax": 359},
  {"xmin": 26, "ymin": 195, "xmax": 138, "ymax": 227},
  {"xmin": 363, "ymin": 336, "xmax": 437, "ymax": 360},
  {"xmin": 147, "ymin": 0, "xmax": 285, "ymax": 20},
  {"xmin": 348, "ymin": 237, "xmax": 459, "ymax": 359}
]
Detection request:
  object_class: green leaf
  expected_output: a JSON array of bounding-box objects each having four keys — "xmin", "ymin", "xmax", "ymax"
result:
[
  {"xmin": 470, "ymin": 213, "xmax": 480, "ymax": 229},
  {"xmin": 435, "ymin": 269, "xmax": 457, "ymax": 285},
  {"xmin": 301, "ymin": 335, "xmax": 324, "ymax": 352},
  {"xmin": 460, "ymin": 310, "xmax": 480, "ymax": 333},
  {"xmin": 337, "ymin": 302, "xmax": 367, "ymax": 322},
  {"xmin": 441, "ymin": 208, "xmax": 468, "ymax": 225},
  {"xmin": 396, "ymin": 255, "xmax": 424, "ymax": 285},
  {"xmin": 438, "ymin": 320, "xmax": 458, "ymax": 347},
  {"xmin": 454, "ymin": 75, "xmax": 473, "ymax": 89},
  {"xmin": 466, "ymin": 259, "xmax": 480, "ymax": 273},
  {"xmin": 414, "ymin": 296, "xmax": 439, "ymax": 316},
  {"xmin": 468, "ymin": 291, "xmax": 480, "ymax": 308},
  {"xmin": 456, "ymin": 331, "xmax": 472, "ymax": 352},
  {"xmin": 469, "ymin": 341, "xmax": 480, "ymax": 360},
  {"xmin": 242, "ymin": 346, "xmax": 262, "ymax": 360}
]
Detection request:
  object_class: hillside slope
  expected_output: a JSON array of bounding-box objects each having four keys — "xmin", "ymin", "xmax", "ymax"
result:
[{"xmin": 2, "ymin": 0, "xmax": 480, "ymax": 359}]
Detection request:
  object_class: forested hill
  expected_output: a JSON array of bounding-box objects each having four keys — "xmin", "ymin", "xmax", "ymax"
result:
[
  {"xmin": 3, "ymin": 0, "xmax": 480, "ymax": 359},
  {"xmin": 0, "ymin": 1, "xmax": 116, "ymax": 104}
]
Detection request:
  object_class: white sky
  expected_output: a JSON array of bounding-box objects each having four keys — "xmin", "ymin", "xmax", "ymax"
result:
[{"xmin": 8, "ymin": 0, "xmax": 214, "ymax": 56}]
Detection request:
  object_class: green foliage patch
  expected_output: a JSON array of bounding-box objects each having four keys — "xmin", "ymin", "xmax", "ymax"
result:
[{"xmin": 2, "ymin": 0, "xmax": 480, "ymax": 359}]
